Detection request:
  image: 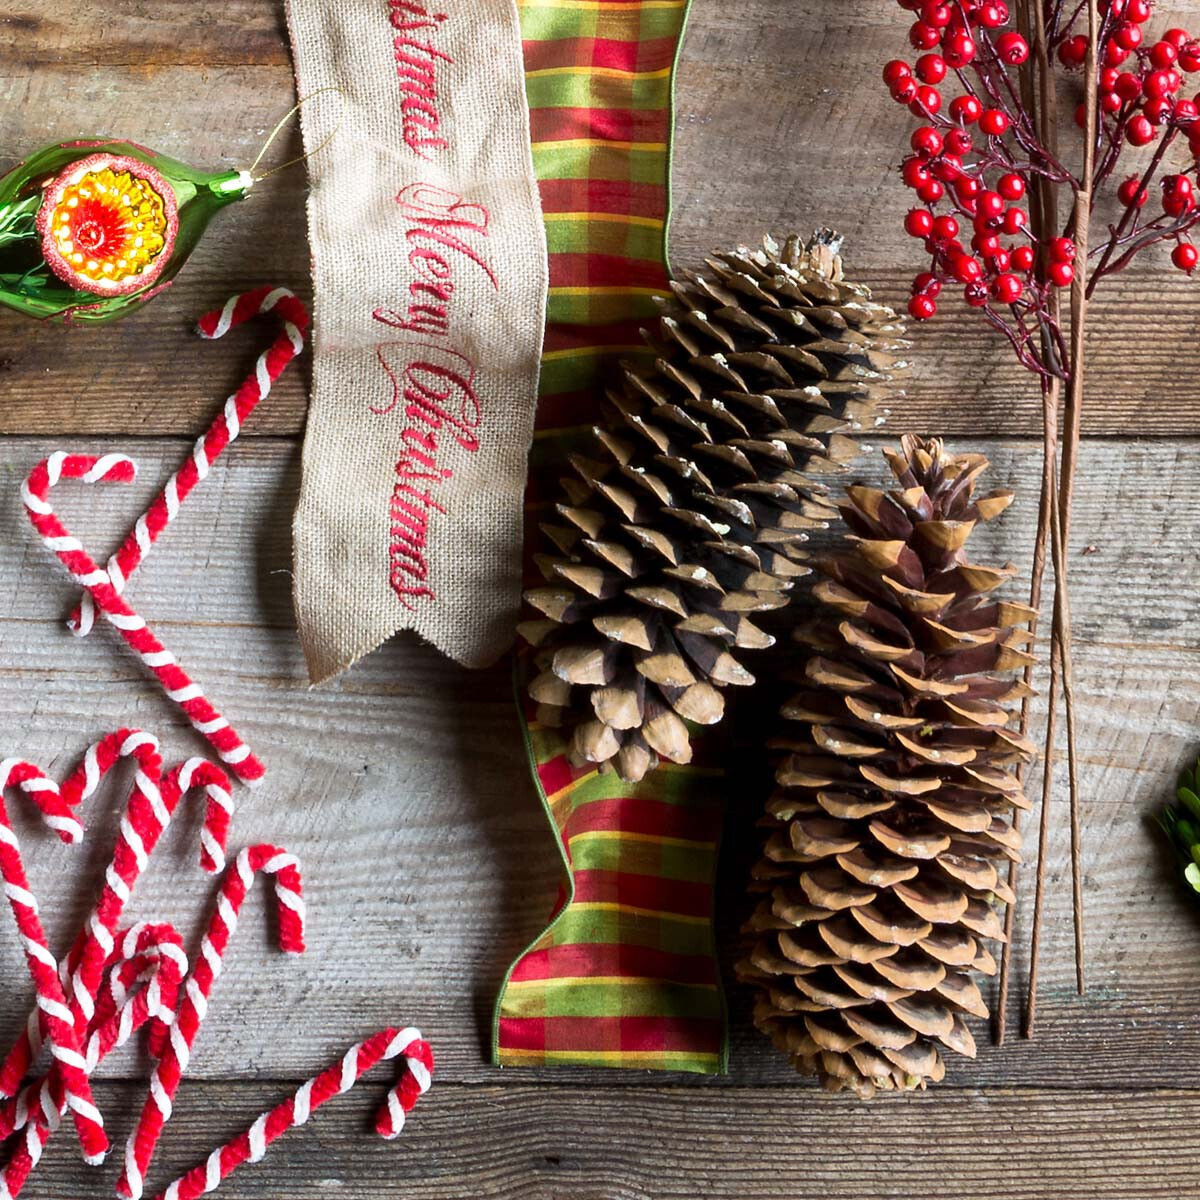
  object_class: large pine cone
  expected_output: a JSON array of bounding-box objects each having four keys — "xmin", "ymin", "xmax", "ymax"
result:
[
  {"xmin": 519, "ymin": 232, "xmax": 909, "ymax": 783},
  {"xmin": 737, "ymin": 434, "xmax": 1036, "ymax": 1096}
]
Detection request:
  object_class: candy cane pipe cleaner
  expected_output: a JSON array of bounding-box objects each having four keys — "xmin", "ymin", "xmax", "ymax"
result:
[
  {"xmin": 0, "ymin": 923, "xmax": 186, "ymax": 1142},
  {"xmin": 0, "ymin": 731, "xmax": 165, "ymax": 1104},
  {"xmin": 0, "ymin": 926, "xmax": 188, "ymax": 1200},
  {"xmin": 0, "ymin": 762, "xmax": 107, "ymax": 1166},
  {"xmin": 21, "ymin": 455, "xmax": 266, "ymax": 786},
  {"xmin": 162, "ymin": 759, "xmax": 234, "ymax": 876},
  {"xmin": 149, "ymin": 1028, "xmax": 433, "ymax": 1200},
  {"xmin": 68, "ymin": 287, "xmax": 309, "ymax": 639},
  {"xmin": 118, "ymin": 845, "xmax": 306, "ymax": 1200}
]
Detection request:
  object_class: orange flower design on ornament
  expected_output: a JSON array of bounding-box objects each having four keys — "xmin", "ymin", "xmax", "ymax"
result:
[{"xmin": 37, "ymin": 153, "xmax": 178, "ymax": 296}]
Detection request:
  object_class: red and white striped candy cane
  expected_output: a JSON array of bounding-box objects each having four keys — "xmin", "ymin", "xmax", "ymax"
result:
[
  {"xmin": 22, "ymin": 455, "xmax": 265, "ymax": 786},
  {"xmin": 163, "ymin": 758, "xmax": 234, "ymax": 876},
  {"xmin": 0, "ymin": 737, "xmax": 231, "ymax": 1106},
  {"xmin": 0, "ymin": 730, "xmax": 165, "ymax": 1103},
  {"xmin": 68, "ymin": 287, "xmax": 308, "ymax": 639},
  {"xmin": 0, "ymin": 761, "xmax": 106, "ymax": 1166},
  {"xmin": 118, "ymin": 845, "xmax": 306, "ymax": 1200},
  {"xmin": 0, "ymin": 924, "xmax": 187, "ymax": 1199},
  {"xmin": 149, "ymin": 1028, "xmax": 433, "ymax": 1200}
]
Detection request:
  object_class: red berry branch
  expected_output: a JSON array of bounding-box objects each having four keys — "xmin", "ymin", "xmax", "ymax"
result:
[{"xmin": 880, "ymin": 0, "xmax": 1191, "ymax": 1041}]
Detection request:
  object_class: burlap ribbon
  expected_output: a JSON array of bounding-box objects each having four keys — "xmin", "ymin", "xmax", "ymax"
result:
[{"xmin": 287, "ymin": 0, "xmax": 547, "ymax": 678}]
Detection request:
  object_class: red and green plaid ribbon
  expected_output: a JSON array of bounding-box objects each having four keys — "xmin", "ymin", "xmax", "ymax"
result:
[{"xmin": 493, "ymin": 0, "xmax": 728, "ymax": 1074}]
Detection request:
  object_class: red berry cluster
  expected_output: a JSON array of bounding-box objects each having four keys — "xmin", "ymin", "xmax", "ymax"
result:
[
  {"xmin": 883, "ymin": 2, "xmax": 1059, "ymax": 324},
  {"xmin": 885, "ymin": 0, "xmax": 1200, "ymax": 355}
]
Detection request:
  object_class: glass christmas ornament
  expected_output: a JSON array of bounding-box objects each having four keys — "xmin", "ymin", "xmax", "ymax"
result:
[{"xmin": 0, "ymin": 139, "xmax": 252, "ymax": 324}]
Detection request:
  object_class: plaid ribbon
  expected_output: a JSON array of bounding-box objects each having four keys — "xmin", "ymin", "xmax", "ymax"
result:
[{"xmin": 492, "ymin": 0, "xmax": 728, "ymax": 1074}]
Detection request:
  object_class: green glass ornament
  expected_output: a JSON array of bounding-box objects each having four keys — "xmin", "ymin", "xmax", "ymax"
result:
[{"xmin": 0, "ymin": 139, "xmax": 250, "ymax": 325}]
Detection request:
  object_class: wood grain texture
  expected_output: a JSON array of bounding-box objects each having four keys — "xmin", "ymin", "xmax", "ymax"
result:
[
  {"xmin": 3, "ymin": 6, "xmax": 1200, "ymax": 435},
  {"xmin": 22, "ymin": 1082, "xmax": 1200, "ymax": 1199},
  {"xmin": 2, "ymin": 2, "xmax": 1199, "ymax": 1197},
  {"xmin": 0, "ymin": 436, "xmax": 1196, "ymax": 1096}
]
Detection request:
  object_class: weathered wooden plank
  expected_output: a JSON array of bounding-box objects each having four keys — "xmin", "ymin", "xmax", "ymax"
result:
[
  {"xmin": 25, "ymin": 1082, "xmax": 1200, "ymax": 1199},
  {"xmin": 0, "ymin": 436, "xmax": 1192, "ymax": 646},
  {"xmin": 3, "ymin": 2, "xmax": 1200, "ymax": 435},
  {"xmin": 0, "ymin": 436, "xmax": 1197, "ymax": 1090}
]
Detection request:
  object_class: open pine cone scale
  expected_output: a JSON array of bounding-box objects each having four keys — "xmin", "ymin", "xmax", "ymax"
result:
[
  {"xmin": 738, "ymin": 434, "xmax": 1036, "ymax": 1097},
  {"xmin": 520, "ymin": 232, "xmax": 910, "ymax": 783}
]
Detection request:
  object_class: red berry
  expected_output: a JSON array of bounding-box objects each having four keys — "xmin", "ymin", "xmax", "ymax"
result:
[
  {"xmin": 950, "ymin": 94, "xmax": 983, "ymax": 123},
  {"xmin": 917, "ymin": 178, "xmax": 945, "ymax": 202},
  {"xmin": 1176, "ymin": 98, "xmax": 1200, "ymax": 123},
  {"xmin": 944, "ymin": 32, "xmax": 976, "ymax": 67},
  {"xmin": 916, "ymin": 53, "xmax": 947, "ymax": 83},
  {"xmin": 908, "ymin": 294, "xmax": 938, "ymax": 320},
  {"xmin": 1012, "ymin": 245, "xmax": 1035, "ymax": 271},
  {"xmin": 913, "ymin": 84, "xmax": 943, "ymax": 114},
  {"xmin": 1151, "ymin": 41, "xmax": 1180, "ymax": 69},
  {"xmin": 1127, "ymin": 114, "xmax": 1156, "ymax": 144},
  {"xmin": 931, "ymin": 154, "xmax": 963, "ymax": 181},
  {"xmin": 954, "ymin": 174, "xmax": 982, "ymax": 203},
  {"xmin": 921, "ymin": 2, "xmax": 952, "ymax": 26},
  {"xmin": 996, "ymin": 31, "xmax": 1029, "ymax": 64},
  {"xmin": 932, "ymin": 213, "xmax": 959, "ymax": 240},
  {"xmin": 991, "ymin": 248, "xmax": 1012, "ymax": 271},
  {"xmin": 945, "ymin": 128, "xmax": 973, "ymax": 154},
  {"xmin": 978, "ymin": 190, "xmax": 1005, "ymax": 220},
  {"xmin": 992, "ymin": 273, "xmax": 1023, "ymax": 303},
  {"xmin": 1181, "ymin": 40, "xmax": 1200, "ymax": 72},
  {"xmin": 1162, "ymin": 174, "xmax": 1195, "ymax": 215},
  {"xmin": 1144, "ymin": 69, "xmax": 1178, "ymax": 98},
  {"xmin": 1118, "ymin": 175, "xmax": 1149, "ymax": 206},
  {"xmin": 905, "ymin": 208, "xmax": 935, "ymax": 237},
  {"xmin": 977, "ymin": 3, "xmax": 1008, "ymax": 27},
  {"xmin": 1048, "ymin": 237, "xmax": 1075, "ymax": 262},
  {"xmin": 997, "ymin": 172, "xmax": 1025, "ymax": 200},
  {"xmin": 883, "ymin": 59, "xmax": 913, "ymax": 85},
  {"xmin": 1144, "ymin": 97, "xmax": 1174, "ymax": 125},
  {"xmin": 1101, "ymin": 90, "xmax": 1123, "ymax": 114},
  {"xmin": 1114, "ymin": 71, "xmax": 1143, "ymax": 100},
  {"xmin": 911, "ymin": 126, "xmax": 944, "ymax": 156},
  {"xmin": 1165, "ymin": 28, "xmax": 1191, "ymax": 49},
  {"xmin": 963, "ymin": 280, "xmax": 990, "ymax": 307},
  {"xmin": 1126, "ymin": 0, "xmax": 1151, "ymax": 21},
  {"xmin": 1003, "ymin": 207, "xmax": 1028, "ymax": 234},
  {"xmin": 1114, "ymin": 21, "xmax": 1143, "ymax": 51},
  {"xmin": 912, "ymin": 271, "xmax": 942, "ymax": 296},
  {"xmin": 1172, "ymin": 241, "xmax": 1199, "ymax": 272},
  {"xmin": 950, "ymin": 254, "xmax": 983, "ymax": 282},
  {"xmin": 1058, "ymin": 34, "xmax": 1089, "ymax": 67},
  {"xmin": 1048, "ymin": 260, "xmax": 1075, "ymax": 287},
  {"xmin": 902, "ymin": 157, "xmax": 932, "ymax": 188},
  {"xmin": 910, "ymin": 20, "xmax": 941, "ymax": 49},
  {"xmin": 1105, "ymin": 41, "xmax": 1131, "ymax": 66},
  {"xmin": 972, "ymin": 231, "xmax": 1002, "ymax": 256},
  {"xmin": 892, "ymin": 76, "xmax": 920, "ymax": 103},
  {"xmin": 980, "ymin": 108, "xmax": 1010, "ymax": 135}
]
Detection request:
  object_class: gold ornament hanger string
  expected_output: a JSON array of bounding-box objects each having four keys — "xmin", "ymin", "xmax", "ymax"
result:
[{"xmin": 245, "ymin": 87, "xmax": 342, "ymax": 184}]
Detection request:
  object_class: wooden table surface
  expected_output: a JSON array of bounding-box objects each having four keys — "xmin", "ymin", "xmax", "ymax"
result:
[{"xmin": 2, "ymin": 3, "xmax": 1200, "ymax": 1198}]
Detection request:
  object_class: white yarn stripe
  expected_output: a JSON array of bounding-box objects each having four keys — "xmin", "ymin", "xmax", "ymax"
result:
[
  {"xmin": 339, "ymin": 1047, "xmax": 359, "ymax": 1094},
  {"xmin": 193, "ymin": 717, "xmax": 229, "ymax": 735},
  {"xmin": 292, "ymin": 1079, "xmax": 315, "ymax": 1127},
  {"xmin": 217, "ymin": 742, "xmax": 250, "ymax": 766},
  {"xmin": 224, "ymin": 395, "xmax": 241, "ymax": 439},
  {"xmin": 3, "ymin": 881, "xmax": 36, "ymax": 911},
  {"xmin": 106, "ymin": 864, "xmax": 132, "ymax": 904},
  {"xmin": 83, "ymin": 453, "xmax": 134, "ymax": 482},
  {"xmin": 247, "ymin": 1112, "xmax": 270, "ymax": 1163},
  {"xmin": 106, "ymin": 612, "xmax": 146, "ymax": 631},
  {"xmin": 204, "ymin": 1145, "xmax": 223, "ymax": 1193},
  {"xmin": 120, "ymin": 816, "xmax": 149, "ymax": 872},
  {"xmin": 166, "ymin": 683, "xmax": 204, "ymax": 703}
]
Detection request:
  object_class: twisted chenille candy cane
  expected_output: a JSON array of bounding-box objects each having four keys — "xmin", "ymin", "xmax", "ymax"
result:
[
  {"xmin": 0, "ymin": 731, "xmax": 163, "ymax": 1102},
  {"xmin": 68, "ymin": 287, "xmax": 309, "ymax": 639},
  {"xmin": 22, "ymin": 455, "xmax": 265, "ymax": 785},
  {"xmin": 150, "ymin": 1028, "xmax": 433, "ymax": 1200},
  {"xmin": 118, "ymin": 845, "xmax": 306, "ymax": 1200},
  {"xmin": 0, "ymin": 761, "xmax": 106, "ymax": 1166},
  {"xmin": 0, "ymin": 925, "xmax": 187, "ymax": 1199}
]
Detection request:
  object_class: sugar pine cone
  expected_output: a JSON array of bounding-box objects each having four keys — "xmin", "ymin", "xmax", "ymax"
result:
[
  {"xmin": 737, "ymin": 434, "xmax": 1037, "ymax": 1097},
  {"xmin": 520, "ymin": 232, "xmax": 910, "ymax": 783}
]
